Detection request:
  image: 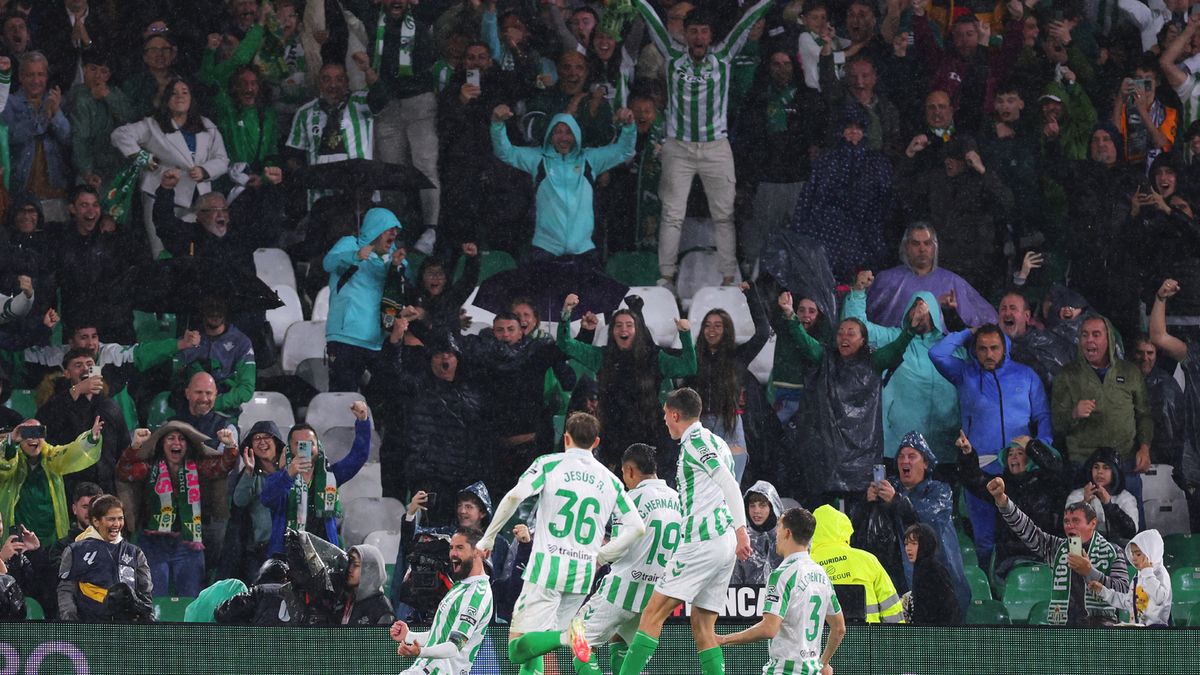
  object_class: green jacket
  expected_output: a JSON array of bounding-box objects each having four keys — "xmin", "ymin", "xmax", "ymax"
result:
[
  {"xmin": 0, "ymin": 431, "xmax": 102, "ymax": 541},
  {"xmin": 67, "ymin": 84, "xmax": 137, "ymax": 184},
  {"xmin": 556, "ymin": 310, "xmax": 697, "ymax": 400},
  {"xmin": 1051, "ymin": 316, "xmax": 1152, "ymax": 463}
]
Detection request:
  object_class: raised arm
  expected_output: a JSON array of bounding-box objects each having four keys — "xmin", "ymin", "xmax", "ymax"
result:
[
  {"xmin": 1161, "ymin": 14, "xmax": 1200, "ymax": 89},
  {"xmin": 633, "ymin": 0, "xmax": 673, "ymax": 56},
  {"xmin": 1149, "ymin": 280, "xmax": 1189, "ymax": 362}
]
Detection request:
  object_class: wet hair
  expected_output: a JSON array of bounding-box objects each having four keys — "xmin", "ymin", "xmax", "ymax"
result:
[
  {"xmin": 89, "ymin": 494, "xmax": 124, "ymax": 521},
  {"xmin": 622, "ymin": 443, "xmax": 657, "ymax": 475},
  {"xmin": 1064, "ymin": 501, "xmax": 1098, "ymax": 522},
  {"xmin": 565, "ymin": 412, "xmax": 601, "ymax": 448},
  {"xmin": 455, "ymin": 526, "xmax": 484, "ymax": 547},
  {"xmin": 779, "ymin": 507, "xmax": 817, "ymax": 546},
  {"xmin": 665, "ymin": 387, "xmax": 703, "ymax": 419}
]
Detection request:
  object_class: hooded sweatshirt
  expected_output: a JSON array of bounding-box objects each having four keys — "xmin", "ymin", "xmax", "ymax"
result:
[
  {"xmin": 341, "ymin": 544, "xmax": 395, "ymax": 625},
  {"xmin": 232, "ymin": 420, "xmax": 288, "ymax": 547},
  {"xmin": 731, "ymin": 480, "xmax": 784, "ymax": 584},
  {"xmin": 322, "ymin": 208, "xmax": 403, "ymax": 350},
  {"xmin": 929, "ymin": 328, "xmax": 1053, "ymax": 459},
  {"xmin": 810, "ymin": 504, "xmax": 904, "ymax": 623},
  {"xmin": 1065, "ymin": 448, "xmax": 1138, "ymax": 547},
  {"xmin": 905, "ymin": 522, "xmax": 962, "ymax": 625},
  {"xmin": 1096, "ymin": 529, "xmax": 1172, "ymax": 626},
  {"xmin": 1051, "ymin": 315, "xmax": 1153, "ymax": 464},
  {"xmin": 491, "ymin": 112, "xmax": 635, "ymax": 256},
  {"xmin": 844, "ymin": 289, "xmax": 961, "ymax": 461}
]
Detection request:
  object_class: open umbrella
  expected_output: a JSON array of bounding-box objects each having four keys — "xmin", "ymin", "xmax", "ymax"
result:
[
  {"xmin": 123, "ymin": 256, "xmax": 283, "ymax": 316},
  {"xmin": 473, "ymin": 260, "xmax": 629, "ymax": 322},
  {"xmin": 291, "ymin": 159, "xmax": 435, "ymax": 227}
]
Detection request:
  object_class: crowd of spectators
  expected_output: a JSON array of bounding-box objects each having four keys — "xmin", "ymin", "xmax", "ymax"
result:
[{"xmin": 0, "ymin": 0, "xmax": 1196, "ymax": 631}]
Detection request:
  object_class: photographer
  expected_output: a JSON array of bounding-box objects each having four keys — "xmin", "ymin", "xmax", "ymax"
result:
[{"xmin": 35, "ymin": 348, "xmax": 129, "ymax": 493}]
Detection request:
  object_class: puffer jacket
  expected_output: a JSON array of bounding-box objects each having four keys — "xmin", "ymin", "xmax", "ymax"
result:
[
  {"xmin": 843, "ymin": 289, "xmax": 961, "ymax": 461},
  {"xmin": 323, "ymin": 208, "xmax": 402, "ymax": 350},
  {"xmin": 490, "ymin": 112, "xmax": 635, "ymax": 256},
  {"xmin": 929, "ymin": 329, "xmax": 1053, "ymax": 455}
]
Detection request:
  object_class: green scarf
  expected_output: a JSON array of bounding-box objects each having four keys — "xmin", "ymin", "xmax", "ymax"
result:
[
  {"xmin": 372, "ymin": 12, "xmax": 416, "ymax": 77},
  {"xmin": 1046, "ymin": 532, "xmax": 1121, "ymax": 625},
  {"xmin": 102, "ymin": 151, "xmax": 153, "ymax": 225},
  {"xmin": 766, "ymin": 85, "xmax": 797, "ymax": 135},
  {"xmin": 285, "ymin": 450, "xmax": 341, "ymax": 532},
  {"xmin": 147, "ymin": 458, "xmax": 202, "ymax": 542}
]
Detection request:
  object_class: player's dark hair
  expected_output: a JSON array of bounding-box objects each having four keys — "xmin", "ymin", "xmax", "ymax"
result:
[
  {"xmin": 565, "ymin": 412, "xmax": 601, "ymax": 448},
  {"xmin": 622, "ymin": 443, "xmax": 657, "ymax": 475},
  {"xmin": 665, "ymin": 387, "xmax": 703, "ymax": 420},
  {"xmin": 780, "ymin": 507, "xmax": 817, "ymax": 546},
  {"xmin": 455, "ymin": 526, "xmax": 484, "ymax": 548}
]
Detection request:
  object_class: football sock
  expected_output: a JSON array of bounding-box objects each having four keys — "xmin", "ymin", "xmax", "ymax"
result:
[{"xmin": 617, "ymin": 631, "xmax": 659, "ymax": 675}]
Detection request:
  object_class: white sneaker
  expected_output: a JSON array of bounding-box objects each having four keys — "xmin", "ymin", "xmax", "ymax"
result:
[{"xmin": 414, "ymin": 227, "xmax": 437, "ymax": 255}]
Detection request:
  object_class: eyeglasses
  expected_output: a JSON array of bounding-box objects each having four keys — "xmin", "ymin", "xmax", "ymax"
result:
[{"xmin": 250, "ymin": 434, "xmax": 274, "ymax": 444}]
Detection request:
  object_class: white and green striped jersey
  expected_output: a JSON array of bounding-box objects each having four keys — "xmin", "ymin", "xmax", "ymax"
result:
[
  {"xmin": 1175, "ymin": 75, "xmax": 1200, "ymax": 129},
  {"xmin": 761, "ymin": 552, "xmax": 841, "ymax": 675},
  {"xmin": 406, "ymin": 574, "xmax": 493, "ymax": 675},
  {"xmin": 521, "ymin": 448, "xmax": 638, "ymax": 594},
  {"xmin": 286, "ymin": 92, "xmax": 376, "ymax": 165},
  {"xmin": 596, "ymin": 478, "xmax": 683, "ymax": 612},
  {"xmin": 676, "ymin": 421, "xmax": 735, "ymax": 543},
  {"xmin": 635, "ymin": 0, "xmax": 772, "ymax": 143}
]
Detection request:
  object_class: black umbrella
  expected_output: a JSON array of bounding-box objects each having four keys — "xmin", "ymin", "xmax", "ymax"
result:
[
  {"xmin": 291, "ymin": 159, "xmax": 435, "ymax": 227},
  {"xmin": 758, "ymin": 229, "xmax": 838, "ymax": 321},
  {"xmin": 473, "ymin": 260, "xmax": 629, "ymax": 322},
  {"xmin": 124, "ymin": 256, "xmax": 283, "ymax": 316}
]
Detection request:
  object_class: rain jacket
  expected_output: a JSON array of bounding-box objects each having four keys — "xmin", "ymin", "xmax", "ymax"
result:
[
  {"xmin": 843, "ymin": 289, "xmax": 961, "ymax": 461},
  {"xmin": 0, "ymin": 431, "xmax": 102, "ymax": 541},
  {"xmin": 929, "ymin": 329, "xmax": 1052, "ymax": 457},
  {"xmin": 731, "ymin": 481, "xmax": 784, "ymax": 584},
  {"xmin": 339, "ymin": 544, "xmax": 395, "ymax": 625},
  {"xmin": 323, "ymin": 208, "xmax": 402, "ymax": 350},
  {"xmin": 886, "ymin": 432, "xmax": 970, "ymax": 617},
  {"xmin": 1064, "ymin": 448, "xmax": 1138, "ymax": 547},
  {"xmin": 811, "ymin": 505, "xmax": 904, "ymax": 623},
  {"xmin": 1095, "ymin": 529, "xmax": 1172, "ymax": 626},
  {"xmin": 1051, "ymin": 315, "xmax": 1152, "ymax": 464},
  {"xmin": 905, "ymin": 523, "xmax": 962, "ymax": 625},
  {"xmin": 491, "ymin": 113, "xmax": 635, "ymax": 256}
]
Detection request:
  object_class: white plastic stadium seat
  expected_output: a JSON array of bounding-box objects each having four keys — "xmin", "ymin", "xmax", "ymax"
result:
[
  {"xmin": 1144, "ymin": 498, "xmax": 1191, "ymax": 536},
  {"xmin": 296, "ymin": 357, "xmax": 330, "ymax": 393},
  {"xmin": 688, "ymin": 286, "xmax": 755, "ymax": 345},
  {"xmin": 341, "ymin": 497, "xmax": 404, "ymax": 548},
  {"xmin": 338, "ymin": 462, "xmax": 383, "ymax": 503},
  {"xmin": 1143, "ymin": 464, "xmax": 1188, "ymax": 504},
  {"xmin": 365, "ymin": 529, "xmax": 403, "ymax": 565},
  {"xmin": 281, "ymin": 321, "xmax": 326, "ymax": 374},
  {"xmin": 622, "ymin": 286, "xmax": 681, "ymax": 349},
  {"xmin": 266, "ymin": 285, "xmax": 304, "ymax": 347},
  {"xmin": 239, "ymin": 391, "xmax": 295, "ymax": 431},
  {"xmin": 321, "ymin": 424, "xmax": 382, "ymax": 463},
  {"xmin": 747, "ymin": 335, "xmax": 776, "ymax": 385},
  {"xmin": 306, "ymin": 392, "xmax": 366, "ymax": 434},
  {"xmin": 254, "ymin": 247, "xmax": 297, "ymax": 290},
  {"xmin": 311, "ymin": 286, "xmax": 330, "ymax": 321},
  {"xmin": 676, "ymin": 250, "xmax": 741, "ymax": 305}
]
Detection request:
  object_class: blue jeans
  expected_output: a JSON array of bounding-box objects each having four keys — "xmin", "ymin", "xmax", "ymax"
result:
[
  {"xmin": 965, "ymin": 458, "xmax": 1003, "ymax": 571},
  {"xmin": 140, "ymin": 534, "xmax": 206, "ymax": 598}
]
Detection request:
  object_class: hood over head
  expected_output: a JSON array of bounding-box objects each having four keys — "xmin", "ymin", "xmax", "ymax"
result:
[
  {"xmin": 356, "ymin": 208, "xmax": 402, "ymax": 248},
  {"xmin": 349, "ymin": 544, "xmax": 388, "ymax": 600},
  {"xmin": 425, "ymin": 329, "xmax": 463, "ymax": 358},
  {"xmin": 5, "ymin": 193, "xmax": 43, "ymax": 232},
  {"xmin": 903, "ymin": 291, "xmax": 947, "ymax": 337},
  {"xmin": 1043, "ymin": 284, "xmax": 1089, "ymax": 327},
  {"xmin": 1128, "ymin": 529, "xmax": 1165, "ymax": 567},
  {"xmin": 458, "ymin": 481, "xmax": 492, "ymax": 517},
  {"xmin": 1074, "ymin": 313, "xmax": 1121, "ymax": 367},
  {"xmin": 240, "ymin": 420, "xmax": 286, "ymax": 451},
  {"xmin": 898, "ymin": 430, "xmax": 937, "ymax": 469},
  {"xmin": 812, "ymin": 504, "xmax": 853, "ymax": 548},
  {"xmin": 1080, "ymin": 447, "xmax": 1126, "ymax": 494},
  {"xmin": 907, "ymin": 522, "xmax": 940, "ymax": 563},
  {"xmin": 542, "ymin": 113, "xmax": 583, "ymax": 157},
  {"xmin": 744, "ymin": 480, "xmax": 784, "ymax": 532},
  {"xmin": 1092, "ymin": 121, "xmax": 1125, "ymax": 164}
]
